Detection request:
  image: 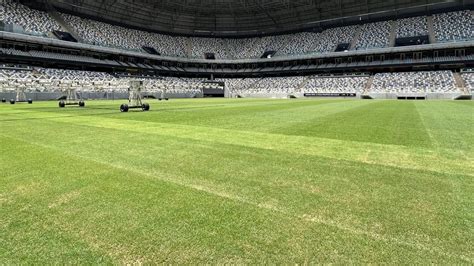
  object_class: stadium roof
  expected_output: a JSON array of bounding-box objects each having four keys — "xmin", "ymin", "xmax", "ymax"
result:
[{"xmin": 29, "ymin": 0, "xmax": 469, "ymax": 37}]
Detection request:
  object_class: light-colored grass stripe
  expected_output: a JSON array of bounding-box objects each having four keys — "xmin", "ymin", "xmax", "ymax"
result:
[
  {"xmin": 1, "ymin": 106, "xmax": 472, "ymax": 177},
  {"xmin": 20, "ymin": 109, "xmax": 471, "ymax": 177}
]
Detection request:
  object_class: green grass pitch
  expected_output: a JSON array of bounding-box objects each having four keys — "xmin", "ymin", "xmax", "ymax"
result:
[{"xmin": 0, "ymin": 98, "xmax": 472, "ymax": 263}]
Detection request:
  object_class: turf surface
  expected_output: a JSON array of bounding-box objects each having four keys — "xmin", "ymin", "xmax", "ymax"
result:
[{"xmin": 0, "ymin": 99, "xmax": 473, "ymax": 263}]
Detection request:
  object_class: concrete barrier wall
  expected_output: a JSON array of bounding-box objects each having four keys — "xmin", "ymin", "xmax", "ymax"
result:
[
  {"xmin": 368, "ymin": 93, "xmax": 463, "ymax": 100},
  {"xmin": 1, "ymin": 92, "xmax": 465, "ymax": 101},
  {"xmin": 236, "ymin": 93, "xmax": 290, "ymax": 98},
  {"xmin": 162, "ymin": 92, "xmax": 202, "ymax": 98},
  {"xmin": 368, "ymin": 93, "xmax": 398, "ymax": 100},
  {"xmin": 426, "ymin": 93, "xmax": 462, "ymax": 100},
  {"xmin": 238, "ymin": 93, "xmax": 363, "ymax": 99},
  {"xmin": 0, "ymin": 92, "xmax": 63, "ymax": 101},
  {"xmin": 0, "ymin": 92, "xmax": 201, "ymax": 101}
]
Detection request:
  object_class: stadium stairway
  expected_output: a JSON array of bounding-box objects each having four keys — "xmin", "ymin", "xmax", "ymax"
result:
[
  {"xmin": 278, "ymin": 35, "xmax": 296, "ymax": 55},
  {"xmin": 389, "ymin": 20, "xmax": 397, "ymax": 47},
  {"xmin": 46, "ymin": 32, "xmax": 57, "ymax": 39},
  {"xmin": 223, "ymin": 39, "xmax": 232, "ymax": 59},
  {"xmin": 363, "ymin": 75, "xmax": 375, "ymax": 94},
  {"xmin": 253, "ymin": 37, "xmax": 269, "ymax": 57},
  {"xmin": 247, "ymin": 78, "xmax": 264, "ymax": 91},
  {"xmin": 242, "ymin": 42, "xmax": 257, "ymax": 59},
  {"xmin": 48, "ymin": 11, "xmax": 83, "ymax": 43},
  {"xmin": 185, "ymin": 39, "xmax": 193, "ymax": 57},
  {"xmin": 296, "ymin": 76, "xmax": 311, "ymax": 93},
  {"xmin": 350, "ymin": 26, "xmax": 362, "ymax": 50},
  {"xmin": 453, "ymin": 72, "xmax": 469, "ymax": 94},
  {"xmin": 427, "ymin": 16, "xmax": 437, "ymax": 44}
]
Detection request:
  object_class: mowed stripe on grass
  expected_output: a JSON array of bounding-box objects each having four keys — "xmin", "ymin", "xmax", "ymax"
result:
[{"xmin": 0, "ymin": 99, "xmax": 473, "ymax": 263}]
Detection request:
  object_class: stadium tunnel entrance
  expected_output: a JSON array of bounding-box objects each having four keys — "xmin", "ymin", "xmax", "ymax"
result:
[{"xmin": 202, "ymin": 81, "xmax": 225, "ymax": 97}]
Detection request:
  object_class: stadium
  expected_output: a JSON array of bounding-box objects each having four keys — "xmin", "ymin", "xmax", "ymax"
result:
[{"xmin": 0, "ymin": 0, "xmax": 473, "ymax": 263}]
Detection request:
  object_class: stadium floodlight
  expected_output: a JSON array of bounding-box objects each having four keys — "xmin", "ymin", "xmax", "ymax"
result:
[{"xmin": 119, "ymin": 80, "xmax": 150, "ymax": 112}]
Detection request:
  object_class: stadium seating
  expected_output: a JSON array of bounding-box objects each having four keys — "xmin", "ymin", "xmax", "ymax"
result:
[
  {"xmin": 272, "ymin": 33, "xmax": 319, "ymax": 56},
  {"xmin": 157, "ymin": 78, "xmax": 203, "ymax": 96},
  {"xmin": 190, "ymin": 37, "xmax": 226, "ymax": 59},
  {"xmin": 462, "ymin": 73, "xmax": 474, "ymax": 91},
  {"xmin": 28, "ymin": 50, "xmax": 105, "ymax": 64},
  {"xmin": 0, "ymin": 66, "xmax": 210, "ymax": 97},
  {"xmin": 252, "ymin": 77, "xmax": 304, "ymax": 94},
  {"xmin": 60, "ymin": 13, "xmax": 188, "ymax": 57},
  {"xmin": 0, "ymin": 47, "xmax": 31, "ymax": 57},
  {"xmin": 302, "ymin": 75, "xmax": 369, "ymax": 93},
  {"xmin": 0, "ymin": 67, "xmax": 122, "ymax": 93},
  {"xmin": 370, "ymin": 71, "xmax": 458, "ymax": 93},
  {"xmin": 43, "ymin": 68, "xmax": 122, "ymax": 92},
  {"xmin": 433, "ymin": 10, "xmax": 473, "ymax": 42},
  {"xmin": 225, "ymin": 77, "xmax": 304, "ymax": 95},
  {"xmin": 220, "ymin": 78, "xmax": 259, "ymax": 94},
  {"xmin": 0, "ymin": 1, "xmax": 471, "ymax": 100},
  {"xmin": 0, "ymin": 68, "xmax": 36, "ymax": 93},
  {"xmin": 396, "ymin": 16, "xmax": 428, "ymax": 37},
  {"xmin": 143, "ymin": 77, "xmax": 205, "ymax": 95},
  {"xmin": 354, "ymin": 21, "xmax": 392, "ymax": 50},
  {"xmin": 1, "ymin": 65, "xmax": 467, "ymax": 98},
  {"xmin": 0, "ymin": 0, "xmax": 61, "ymax": 36},
  {"xmin": 314, "ymin": 26, "xmax": 358, "ymax": 53},
  {"xmin": 224, "ymin": 38, "xmax": 266, "ymax": 59},
  {"xmin": 1, "ymin": 1, "xmax": 472, "ymax": 58}
]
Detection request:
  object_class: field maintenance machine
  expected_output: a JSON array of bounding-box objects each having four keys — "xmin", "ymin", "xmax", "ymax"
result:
[
  {"xmin": 58, "ymin": 80, "xmax": 85, "ymax": 108},
  {"xmin": 120, "ymin": 80, "xmax": 150, "ymax": 112},
  {"xmin": 10, "ymin": 84, "xmax": 33, "ymax": 104},
  {"xmin": 1, "ymin": 74, "xmax": 34, "ymax": 104}
]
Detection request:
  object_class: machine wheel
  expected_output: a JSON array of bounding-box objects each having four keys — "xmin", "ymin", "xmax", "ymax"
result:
[
  {"xmin": 158, "ymin": 98, "xmax": 162, "ymax": 101},
  {"xmin": 120, "ymin": 104, "xmax": 129, "ymax": 112},
  {"xmin": 10, "ymin": 99, "xmax": 15, "ymax": 104},
  {"xmin": 165, "ymin": 98, "xmax": 169, "ymax": 101},
  {"xmin": 28, "ymin": 99, "xmax": 33, "ymax": 104},
  {"xmin": 59, "ymin": 100, "xmax": 66, "ymax": 108},
  {"xmin": 79, "ymin": 101, "xmax": 85, "ymax": 107},
  {"xmin": 1, "ymin": 98, "xmax": 5, "ymax": 103},
  {"xmin": 142, "ymin": 103, "xmax": 150, "ymax": 111}
]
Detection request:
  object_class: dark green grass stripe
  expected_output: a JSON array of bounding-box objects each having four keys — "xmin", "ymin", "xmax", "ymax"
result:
[
  {"xmin": 102, "ymin": 99, "xmax": 361, "ymax": 133},
  {"xmin": 275, "ymin": 100, "xmax": 433, "ymax": 148},
  {"xmin": 446, "ymin": 100, "xmax": 474, "ymax": 107},
  {"xmin": 415, "ymin": 101, "xmax": 474, "ymax": 155}
]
